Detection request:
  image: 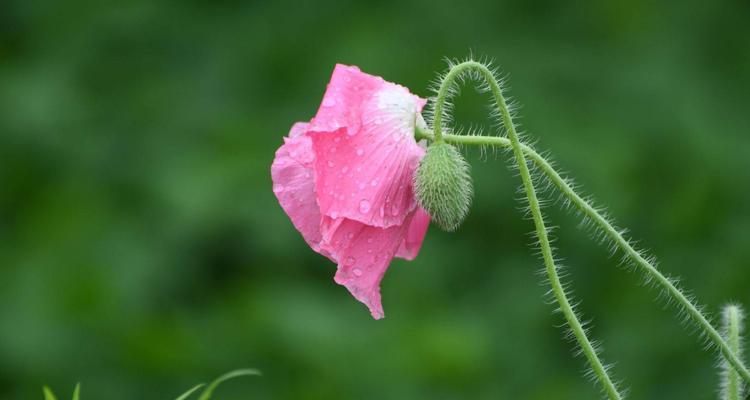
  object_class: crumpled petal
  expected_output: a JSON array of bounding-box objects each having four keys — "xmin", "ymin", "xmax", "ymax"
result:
[
  {"xmin": 271, "ymin": 64, "xmax": 432, "ymax": 319},
  {"xmin": 320, "ymin": 214, "xmax": 417, "ymax": 319},
  {"xmin": 271, "ymin": 123, "xmax": 330, "ymax": 259},
  {"xmin": 395, "ymin": 207, "xmax": 431, "ymax": 261},
  {"xmin": 308, "ymin": 64, "xmax": 428, "ymax": 229}
]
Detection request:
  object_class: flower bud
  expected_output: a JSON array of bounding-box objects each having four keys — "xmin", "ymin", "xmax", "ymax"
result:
[{"xmin": 414, "ymin": 142, "xmax": 473, "ymax": 231}]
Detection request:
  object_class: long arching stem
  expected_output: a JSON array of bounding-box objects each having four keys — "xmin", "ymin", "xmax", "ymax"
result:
[
  {"xmin": 416, "ymin": 108, "xmax": 750, "ymax": 387},
  {"xmin": 430, "ymin": 61, "xmax": 623, "ymax": 399}
]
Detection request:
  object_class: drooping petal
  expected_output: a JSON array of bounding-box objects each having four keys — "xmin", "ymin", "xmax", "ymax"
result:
[
  {"xmin": 271, "ymin": 65, "xmax": 434, "ymax": 320},
  {"xmin": 395, "ymin": 207, "xmax": 431, "ymax": 260},
  {"xmin": 271, "ymin": 123, "xmax": 330, "ymax": 258},
  {"xmin": 308, "ymin": 65, "xmax": 428, "ymax": 229},
  {"xmin": 319, "ymin": 212, "xmax": 418, "ymax": 319}
]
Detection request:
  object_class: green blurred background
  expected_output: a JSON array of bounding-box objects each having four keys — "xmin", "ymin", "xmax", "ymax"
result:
[{"xmin": 1, "ymin": 0, "xmax": 749, "ymax": 398}]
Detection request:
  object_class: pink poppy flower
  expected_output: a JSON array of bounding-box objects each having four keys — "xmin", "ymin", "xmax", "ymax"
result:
[{"xmin": 271, "ymin": 64, "xmax": 431, "ymax": 319}]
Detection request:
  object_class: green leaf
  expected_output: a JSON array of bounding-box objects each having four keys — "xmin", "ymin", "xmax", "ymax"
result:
[
  {"xmin": 72, "ymin": 383, "xmax": 80, "ymax": 400},
  {"xmin": 42, "ymin": 387, "xmax": 58, "ymax": 400},
  {"xmin": 174, "ymin": 384, "xmax": 205, "ymax": 400},
  {"xmin": 197, "ymin": 369, "xmax": 261, "ymax": 400}
]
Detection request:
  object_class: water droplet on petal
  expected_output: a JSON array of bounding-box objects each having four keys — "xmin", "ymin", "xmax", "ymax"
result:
[
  {"xmin": 358, "ymin": 183, "xmax": 365, "ymax": 190},
  {"xmin": 327, "ymin": 160, "xmax": 335, "ymax": 168},
  {"xmin": 367, "ymin": 237, "xmax": 373, "ymax": 244},
  {"xmin": 345, "ymin": 256, "xmax": 356, "ymax": 266},
  {"xmin": 272, "ymin": 184, "xmax": 284, "ymax": 193},
  {"xmin": 359, "ymin": 199, "xmax": 371, "ymax": 213},
  {"xmin": 322, "ymin": 98, "xmax": 336, "ymax": 107},
  {"xmin": 356, "ymin": 148, "xmax": 364, "ymax": 156},
  {"xmin": 370, "ymin": 179, "xmax": 378, "ymax": 187},
  {"xmin": 330, "ymin": 211, "xmax": 338, "ymax": 219},
  {"xmin": 353, "ymin": 268, "xmax": 363, "ymax": 277},
  {"xmin": 347, "ymin": 232, "xmax": 354, "ymax": 239}
]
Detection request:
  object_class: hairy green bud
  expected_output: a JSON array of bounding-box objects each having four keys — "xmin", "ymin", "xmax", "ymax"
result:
[{"xmin": 414, "ymin": 142, "xmax": 473, "ymax": 231}]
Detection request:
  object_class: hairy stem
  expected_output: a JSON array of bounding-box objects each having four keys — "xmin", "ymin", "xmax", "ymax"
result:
[
  {"xmin": 430, "ymin": 61, "xmax": 623, "ymax": 399},
  {"xmin": 415, "ymin": 124, "xmax": 750, "ymax": 386},
  {"xmin": 721, "ymin": 305, "xmax": 744, "ymax": 400}
]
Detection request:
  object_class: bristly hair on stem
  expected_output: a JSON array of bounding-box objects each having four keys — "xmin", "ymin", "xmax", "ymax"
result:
[
  {"xmin": 720, "ymin": 304, "xmax": 745, "ymax": 400},
  {"xmin": 425, "ymin": 57, "xmax": 624, "ymax": 400},
  {"xmin": 414, "ymin": 57, "xmax": 750, "ymax": 393}
]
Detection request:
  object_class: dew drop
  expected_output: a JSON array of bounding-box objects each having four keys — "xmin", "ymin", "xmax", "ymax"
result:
[
  {"xmin": 358, "ymin": 183, "xmax": 365, "ymax": 190},
  {"xmin": 272, "ymin": 184, "xmax": 284, "ymax": 193},
  {"xmin": 356, "ymin": 148, "xmax": 364, "ymax": 156},
  {"xmin": 353, "ymin": 268, "xmax": 363, "ymax": 277},
  {"xmin": 327, "ymin": 160, "xmax": 335, "ymax": 168},
  {"xmin": 359, "ymin": 199, "xmax": 371, "ymax": 213},
  {"xmin": 370, "ymin": 179, "xmax": 378, "ymax": 187},
  {"xmin": 330, "ymin": 211, "xmax": 338, "ymax": 219},
  {"xmin": 345, "ymin": 256, "xmax": 356, "ymax": 266},
  {"xmin": 347, "ymin": 232, "xmax": 354, "ymax": 239},
  {"xmin": 322, "ymin": 98, "xmax": 336, "ymax": 107},
  {"xmin": 367, "ymin": 237, "xmax": 374, "ymax": 244}
]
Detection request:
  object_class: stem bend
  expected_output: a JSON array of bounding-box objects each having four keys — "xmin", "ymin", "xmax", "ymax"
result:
[{"xmin": 430, "ymin": 61, "xmax": 624, "ymax": 400}]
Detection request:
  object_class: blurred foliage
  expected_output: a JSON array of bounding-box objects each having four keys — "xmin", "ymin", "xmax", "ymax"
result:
[{"xmin": 0, "ymin": 0, "xmax": 749, "ymax": 399}]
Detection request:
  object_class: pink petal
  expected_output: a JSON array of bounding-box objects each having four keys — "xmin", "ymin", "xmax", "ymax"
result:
[
  {"xmin": 271, "ymin": 123, "xmax": 331, "ymax": 259},
  {"xmin": 307, "ymin": 64, "xmax": 428, "ymax": 229},
  {"xmin": 395, "ymin": 207, "xmax": 430, "ymax": 260},
  {"xmin": 272, "ymin": 65, "xmax": 433, "ymax": 320},
  {"xmin": 320, "ymin": 212, "xmax": 419, "ymax": 319}
]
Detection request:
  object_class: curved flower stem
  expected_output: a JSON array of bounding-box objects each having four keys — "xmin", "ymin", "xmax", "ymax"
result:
[
  {"xmin": 415, "ymin": 125, "xmax": 750, "ymax": 387},
  {"xmin": 430, "ymin": 61, "xmax": 623, "ymax": 399}
]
